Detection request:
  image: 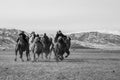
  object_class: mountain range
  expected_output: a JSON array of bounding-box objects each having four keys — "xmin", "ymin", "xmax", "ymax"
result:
[
  {"xmin": 0, "ymin": 28, "xmax": 120, "ymax": 50},
  {"xmin": 69, "ymin": 32, "xmax": 120, "ymax": 50}
]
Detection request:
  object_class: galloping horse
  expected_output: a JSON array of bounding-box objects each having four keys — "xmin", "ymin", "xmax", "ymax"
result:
[
  {"xmin": 29, "ymin": 33, "xmax": 35, "ymax": 51},
  {"xmin": 15, "ymin": 35, "xmax": 30, "ymax": 62},
  {"xmin": 30, "ymin": 36, "xmax": 43, "ymax": 62},
  {"xmin": 42, "ymin": 36, "xmax": 53, "ymax": 59},
  {"xmin": 53, "ymin": 36, "xmax": 71, "ymax": 61},
  {"xmin": 64, "ymin": 36, "xmax": 71, "ymax": 58},
  {"xmin": 53, "ymin": 37, "xmax": 66, "ymax": 61}
]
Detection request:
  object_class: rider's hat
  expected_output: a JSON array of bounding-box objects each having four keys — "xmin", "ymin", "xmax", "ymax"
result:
[
  {"xmin": 31, "ymin": 31, "xmax": 35, "ymax": 34},
  {"xmin": 44, "ymin": 33, "xmax": 46, "ymax": 36}
]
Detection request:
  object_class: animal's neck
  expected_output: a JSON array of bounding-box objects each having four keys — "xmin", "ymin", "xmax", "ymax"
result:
[{"xmin": 29, "ymin": 36, "xmax": 35, "ymax": 43}]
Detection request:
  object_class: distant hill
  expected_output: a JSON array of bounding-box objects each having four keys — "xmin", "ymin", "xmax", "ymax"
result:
[
  {"xmin": 0, "ymin": 28, "xmax": 27, "ymax": 49},
  {"xmin": 0, "ymin": 28, "xmax": 120, "ymax": 50},
  {"xmin": 69, "ymin": 32, "xmax": 120, "ymax": 50}
]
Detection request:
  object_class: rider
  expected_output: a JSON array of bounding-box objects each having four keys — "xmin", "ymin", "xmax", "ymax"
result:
[
  {"xmin": 54, "ymin": 30, "xmax": 67, "ymax": 43},
  {"xmin": 30, "ymin": 31, "xmax": 36, "ymax": 38},
  {"xmin": 43, "ymin": 33, "xmax": 49, "ymax": 43},
  {"xmin": 36, "ymin": 34, "xmax": 39, "ymax": 37},
  {"xmin": 16, "ymin": 31, "xmax": 28, "ymax": 44}
]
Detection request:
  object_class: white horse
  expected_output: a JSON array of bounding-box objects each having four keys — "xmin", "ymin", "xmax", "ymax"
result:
[
  {"xmin": 31, "ymin": 36, "xmax": 43, "ymax": 62},
  {"xmin": 29, "ymin": 33, "xmax": 35, "ymax": 52}
]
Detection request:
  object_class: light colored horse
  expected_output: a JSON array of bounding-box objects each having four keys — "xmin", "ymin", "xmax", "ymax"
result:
[
  {"xmin": 30, "ymin": 36, "xmax": 43, "ymax": 62},
  {"xmin": 29, "ymin": 34, "xmax": 35, "ymax": 51}
]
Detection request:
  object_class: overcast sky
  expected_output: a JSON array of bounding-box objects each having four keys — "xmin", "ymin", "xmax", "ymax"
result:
[{"xmin": 0, "ymin": 0, "xmax": 120, "ymax": 34}]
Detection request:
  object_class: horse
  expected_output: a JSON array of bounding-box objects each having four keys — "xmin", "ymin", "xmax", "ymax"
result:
[
  {"xmin": 29, "ymin": 33, "xmax": 36, "ymax": 52},
  {"xmin": 53, "ymin": 37, "xmax": 66, "ymax": 61},
  {"xmin": 14, "ymin": 35, "xmax": 30, "ymax": 62},
  {"xmin": 30, "ymin": 36, "xmax": 43, "ymax": 62},
  {"xmin": 42, "ymin": 36, "xmax": 53, "ymax": 59},
  {"xmin": 53, "ymin": 36, "xmax": 71, "ymax": 61},
  {"xmin": 64, "ymin": 36, "xmax": 71, "ymax": 58}
]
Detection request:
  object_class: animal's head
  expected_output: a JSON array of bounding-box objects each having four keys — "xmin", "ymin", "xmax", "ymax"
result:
[
  {"xmin": 57, "ymin": 36, "xmax": 64, "ymax": 43},
  {"xmin": 19, "ymin": 35, "xmax": 24, "ymax": 40},
  {"xmin": 64, "ymin": 36, "xmax": 71, "ymax": 49},
  {"xmin": 17, "ymin": 35, "xmax": 25, "ymax": 45},
  {"xmin": 34, "ymin": 37, "xmax": 40, "ymax": 43}
]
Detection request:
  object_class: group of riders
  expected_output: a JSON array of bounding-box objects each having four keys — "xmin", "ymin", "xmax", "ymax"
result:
[
  {"xmin": 17, "ymin": 30, "xmax": 67, "ymax": 44},
  {"xmin": 15, "ymin": 30, "xmax": 71, "ymax": 62}
]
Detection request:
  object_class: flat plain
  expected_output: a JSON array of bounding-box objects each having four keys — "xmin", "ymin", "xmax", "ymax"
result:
[{"xmin": 0, "ymin": 49, "xmax": 120, "ymax": 80}]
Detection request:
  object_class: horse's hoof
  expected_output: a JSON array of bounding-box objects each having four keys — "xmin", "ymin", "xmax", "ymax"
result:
[
  {"xmin": 27, "ymin": 59, "xmax": 29, "ymax": 61},
  {"xmin": 55, "ymin": 58, "xmax": 59, "ymax": 62},
  {"xmin": 21, "ymin": 60, "xmax": 24, "ymax": 62},
  {"xmin": 32, "ymin": 60, "xmax": 36, "ymax": 62},
  {"xmin": 59, "ymin": 56, "xmax": 64, "ymax": 61},
  {"xmin": 48, "ymin": 57, "xmax": 51, "ymax": 60},
  {"xmin": 60, "ymin": 58, "xmax": 64, "ymax": 61},
  {"xmin": 59, "ymin": 58, "xmax": 62, "ymax": 61},
  {"xmin": 29, "ymin": 58, "xmax": 31, "ymax": 61},
  {"xmin": 56, "ymin": 60, "xmax": 59, "ymax": 62},
  {"xmin": 65, "ymin": 55, "xmax": 68, "ymax": 58},
  {"xmin": 14, "ymin": 59, "xmax": 17, "ymax": 61}
]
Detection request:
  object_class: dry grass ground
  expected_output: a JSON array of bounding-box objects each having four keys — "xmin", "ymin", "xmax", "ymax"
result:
[{"xmin": 0, "ymin": 49, "xmax": 120, "ymax": 80}]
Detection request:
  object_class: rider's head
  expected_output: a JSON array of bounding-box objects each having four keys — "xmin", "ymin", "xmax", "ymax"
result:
[
  {"xmin": 31, "ymin": 31, "xmax": 35, "ymax": 35},
  {"xmin": 44, "ymin": 33, "xmax": 47, "ymax": 36},
  {"xmin": 58, "ymin": 30, "xmax": 62, "ymax": 34}
]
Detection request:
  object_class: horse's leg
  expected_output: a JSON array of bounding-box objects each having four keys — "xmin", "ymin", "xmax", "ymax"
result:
[
  {"xmin": 54, "ymin": 49, "xmax": 59, "ymax": 62},
  {"xmin": 61, "ymin": 54, "xmax": 64, "ymax": 61},
  {"xmin": 37, "ymin": 52, "xmax": 41, "ymax": 62},
  {"xmin": 45, "ymin": 52, "xmax": 49, "ymax": 60},
  {"xmin": 49, "ymin": 48, "xmax": 53, "ymax": 60},
  {"xmin": 58, "ymin": 52, "xmax": 64, "ymax": 61},
  {"xmin": 14, "ymin": 49, "xmax": 18, "ymax": 61},
  {"xmin": 19, "ymin": 51, "xmax": 24, "ymax": 62},
  {"xmin": 37, "ymin": 53, "xmax": 39, "ymax": 62},
  {"xmin": 65, "ymin": 49, "xmax": 70, "ymax": 58},
  {"xmin": 53, "ymin": 49, "xmax": 56, "ymax": 59},
  {"xmin": 49, "ymin": 51, "xmax": 51, "ymax": 60},
  {"xmin": 56, "ymin": 52, "xmax": 60, "ymax": 62},
  {"xmin": 41, "ymin": 52, "xmax": 43, "ymax": 59},
  {"xmin": 28, "ymin": 52, "xmax": 31, "ymax": 61},
  {"xmin": 33, "ymin": 53, "xmax": 36, "ymax": 62},
  {"xmin": 28, "ymin": 45, "xmax": 31, "ymax": 61},
  {"xmin": 26, "ymin": 50, "xmax": 29, "ymax": 61}
]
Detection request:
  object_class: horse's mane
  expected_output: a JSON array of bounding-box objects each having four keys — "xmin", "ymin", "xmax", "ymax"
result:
[
  {"xmin": 54, "ymin": 33, "xmax": 59, "ymax": 42},
  {"xmin": 29, "ymin": 34, "xmax": 36, "ymax": 43}
]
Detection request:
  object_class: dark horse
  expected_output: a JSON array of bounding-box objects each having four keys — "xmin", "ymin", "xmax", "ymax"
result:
[
  {"xmin": 64, "ymin": 36, "xmax": 71, "ymax": 58},
  {"xmin": 53, "ymin": 37, "xmax": 66, "ymax": 61},
  {"xmin": 14, "ymin": 35, "xmax": 30, "ymax": 62},
  {"xmin": 53, "ymin": 36, "xmax": 71, "ymax": 61},
  {"xmin": 42, "ymin": 36, "xmax": 53, "ymax": 59}
]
